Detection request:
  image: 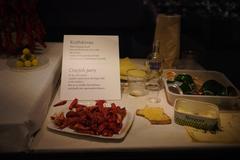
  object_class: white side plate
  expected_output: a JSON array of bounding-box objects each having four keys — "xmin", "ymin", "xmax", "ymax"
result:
[{"xmin": 47, "ymin": 108, "xmax": 135, "ymax": 139}]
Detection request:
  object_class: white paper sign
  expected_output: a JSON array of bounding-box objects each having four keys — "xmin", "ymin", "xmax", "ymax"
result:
[{"xmin": 60, "ymin": 35, "xmax": 121, "ymax": 100}]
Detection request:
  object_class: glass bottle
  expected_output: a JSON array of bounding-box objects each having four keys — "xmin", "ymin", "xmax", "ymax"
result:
[
  {"xmin": 145, "ymin": 40, "xmax": 163, "ymax": 80},
  {"xmin": 145, "ymin": 40, "xmax": 163, "ymax": 91}
]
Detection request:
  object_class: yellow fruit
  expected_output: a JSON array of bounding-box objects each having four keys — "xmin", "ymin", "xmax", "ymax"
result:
[
  {"xmin": 24, "ymin": 60, "xmax": 32, "ymax": 67},
  {"xmin": 22, "ymin": 48, "xmax": 31, "ymax": 55},
  {"xmin": 31, "ymin": 54, "xmax": 36, "ymax": 60},
  {"xmin": 20, "ymin": 54, "xmax": 26, "ymax": 61},
  {"xmin": 16, "ymin": 60, "xmax": 24, "ymax": 67},
  {"xmin": 31, "ymin": 59, "xmax": 38, "ymax": 66}
]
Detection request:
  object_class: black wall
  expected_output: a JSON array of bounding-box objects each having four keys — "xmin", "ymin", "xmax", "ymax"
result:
[
  {"xmin": 38, "ymin": 0, "xmax": 240, "ymax": 89},
  {"xmin": 38, "ymin": 0, "xmax": 155, "ymax": 58}
]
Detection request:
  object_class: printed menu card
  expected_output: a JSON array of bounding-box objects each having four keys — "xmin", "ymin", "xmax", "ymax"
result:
[{"xmin": 60, "ymin": 35, "xmax": 121, "ymax": 100}]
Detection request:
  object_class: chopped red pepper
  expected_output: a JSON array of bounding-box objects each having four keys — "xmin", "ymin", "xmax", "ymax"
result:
[
  {"xmin": 53, "ymin": 100, "xmax": 67, "ymax": 107},
  {"xmin": 69, "ymin": 98, "xmax": 78, "ymax": 110},
  {"xmin": 75, "ymin": 104, "xmax": 87, "ymax": 112},
  {"xmin": 95, "ymin": 100, "xmax": 106, "ymax": 107}
]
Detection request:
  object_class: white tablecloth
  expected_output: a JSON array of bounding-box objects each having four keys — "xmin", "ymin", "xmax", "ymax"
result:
[
  {"xmin": 0, "ymin": 42, "xmax": 62, "ymax": 152},
  {"xmin": 30, "ymin": 59, "xmax": 240, "ymax": 153},
  {"xmin": 31, "ymin": 87, "xmax": 240, "ymax": 153}
]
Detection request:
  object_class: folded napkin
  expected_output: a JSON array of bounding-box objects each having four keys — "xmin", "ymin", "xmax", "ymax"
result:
[{"xmin": 186, "ymin": 112, "xmax": 240, "ymax": 143}]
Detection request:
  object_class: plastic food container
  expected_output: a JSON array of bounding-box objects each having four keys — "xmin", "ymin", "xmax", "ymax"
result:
[
  {"xmin": 174, "ymin": 98, "xmax": 220, "ymax": 130},
  {"xmin": 163, "ymin": 69, "xmax": 240, "ymax": 110}
]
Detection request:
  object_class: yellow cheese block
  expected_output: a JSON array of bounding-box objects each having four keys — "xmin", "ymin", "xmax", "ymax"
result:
[
  {"xmin": 120, "ymin": 57, "xmax": 137, "ymax": 76},
  {"xmin": 136, "ymin": 107, "xmax": 171, "ymax": 124},
  {"xmin": 127, "ymin": 69, "xmax": 147, "ymax": 78}
]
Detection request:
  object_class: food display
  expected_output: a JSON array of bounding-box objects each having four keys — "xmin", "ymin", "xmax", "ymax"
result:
[
  {"xmin": 15, "ymin": 48, "xmax": 39, "ymax": 67},
  {"xmin": 201, "ymin": 80, "xmax": 227, "ymax": 96},
  {"xmin": 174, "ymin": 99, "xmax": 220, "ymax": 131},
  {"xmin": 50, "ymin": 99, "xmax": 127, "ymax": 137},
  {"xmin": 172, "ymin": 74, "xmax": 197, "ymax": 94},
  {"xmin": 120, "ymin": 57, "xmax": 138, "ymax": 81},
  {"xmin": 53, "ymin": 100, "xmax": 68, "ymax": 107},
  {"xmin": 163, "ymin": 69, "xmax": 240, "ymax": 107},
  {"xmin": 166, "ymin": 72, "xmax": 238, "ymax": 97},
  {"xmin": 136, "ymin": 106, "xmax": 171, "ymax": 124}
]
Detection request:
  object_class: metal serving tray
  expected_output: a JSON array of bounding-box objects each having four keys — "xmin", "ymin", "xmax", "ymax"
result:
[{"xmin": 163, "ymin": 69, "xmax": 240, "ymax": 110}]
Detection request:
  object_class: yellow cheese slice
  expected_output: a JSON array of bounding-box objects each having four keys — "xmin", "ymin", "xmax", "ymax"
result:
[
  {"xmin": 136, "ymin": 107, "xmax": 171, "ymax": 124},
  {"xmin": 127, "ymin": 69, "xmax": 147, "ymax": 78},
  {"xmin": 120, "ymin": 57, "xmax": 137, "ymax": 76}
]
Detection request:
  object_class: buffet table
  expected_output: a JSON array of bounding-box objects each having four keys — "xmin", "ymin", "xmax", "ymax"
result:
[
  {"xmin": 0, "ymin": 42, "xmax": 62, "ymax": 152},
  {"xmin": 1, "ymin": 42, "xmax": 239, "ymax": 158},
  {"xmin": 30, "ymin": 58, "xmax": 240, "ymax": 158}
]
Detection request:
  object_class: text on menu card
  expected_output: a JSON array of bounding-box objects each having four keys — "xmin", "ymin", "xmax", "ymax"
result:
[{"xmin": 60, "ymin": 35, "xmax": 121, "ymax": 100}]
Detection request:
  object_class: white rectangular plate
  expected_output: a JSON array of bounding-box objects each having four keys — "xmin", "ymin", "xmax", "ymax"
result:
[{"xmin": 47, "ymin": 108, "xmax": 135, "ymax": 139}]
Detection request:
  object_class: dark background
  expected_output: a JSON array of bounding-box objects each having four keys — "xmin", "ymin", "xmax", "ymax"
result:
[
  {"xmin": 1, "ymin": 1, "xmax": 239, "ymax": 158},
  {"xmin": 38, "ymin": 0, "xmax": 155, "ymax": 58},
  {"xmin": 38, "ymin": 0, "xmax": 240, "ymax": 89}
]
